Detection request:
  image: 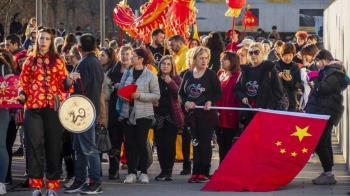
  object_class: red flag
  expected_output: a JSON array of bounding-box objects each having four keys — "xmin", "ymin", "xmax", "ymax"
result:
[{"xmin": 202, "ymin": 110, "xmax": 329, "ymax": 192}]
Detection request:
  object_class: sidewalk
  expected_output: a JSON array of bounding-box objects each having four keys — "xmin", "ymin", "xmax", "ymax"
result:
[{"xmin": 6, "ymin": 135, "xmax": 349, "ymax": 195}]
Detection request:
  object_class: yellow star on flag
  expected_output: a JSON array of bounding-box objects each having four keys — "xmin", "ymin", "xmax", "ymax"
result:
[
  {"xmin": 291, "ymin": 126, "xmax": 312, "ymax": 142},
  {"xmin": 275, "ymin": 141, "xmax": 282, "ymax": 146},
  {"xmin": 280, "ymin": 149, "xmax": 286, "ymax": 154},
  {"xmin": 301, "ymin": 148, "xmax": 308, "ymax": 153},
  {"xmin": 291, "ymin": 151, "xmax": 298, "ymax": 157}
]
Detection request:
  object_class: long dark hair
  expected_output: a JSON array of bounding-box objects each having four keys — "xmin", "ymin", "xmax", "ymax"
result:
[
  {"xmin": 33, "ymin": 26, "xmax": 58, "ymax": 67},
  {"xmin": 220, "ymin": 51, "xmax": 240, "ymax": 73},
  {"xmin": 100, "ymin": 47, "xmax": 117, "ymax": 71},
  {"xmin": 205, "ymin": 32, "xmax": 225, "ymax": 52},
  {"xmin": 62, "ymin": 33, "xmax": 78, "ymax": 54}
]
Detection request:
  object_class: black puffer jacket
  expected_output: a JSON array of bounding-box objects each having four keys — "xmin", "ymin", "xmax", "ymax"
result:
[
  {"xmin": 236, "ymin": 61, "xmax": 284, "ymax": 110},
  {"xmin": 305, "ymin": 62, "xmax": 348, "ymax": 125}
]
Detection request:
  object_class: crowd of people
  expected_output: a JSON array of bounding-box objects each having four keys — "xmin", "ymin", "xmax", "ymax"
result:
[{"xmin": 0, "ymin": 17, "xmax": 348, "ymax": 196}]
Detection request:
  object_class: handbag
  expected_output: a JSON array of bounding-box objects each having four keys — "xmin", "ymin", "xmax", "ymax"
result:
[{"xmin": 95, "ymin": 123, "xmax": 112, "ymax": 152}]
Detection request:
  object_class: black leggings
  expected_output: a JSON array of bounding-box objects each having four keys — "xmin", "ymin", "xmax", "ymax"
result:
[
  {"xmin": 108, "ymin": 117, "xmax": 124, "ymax": 176},
  {"xmin": 315, "ymin": 121, "xmax": 334, "ymax": 172},
  {"xmin": 62, "ymin": 131, "xmax": 74, "ymax": 179},
  {"xmin": 155, "ymin": 121, "xmax": 178, "ymax": 175},
  {"xmin": 123, "ymin": 118, "xmax": 152, "ymax": 174},
  {"xmin": 216, "ymin": 127, "xmax": 240, "ymax": 163}
]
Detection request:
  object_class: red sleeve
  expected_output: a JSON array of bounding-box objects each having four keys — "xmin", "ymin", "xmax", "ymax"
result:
[{"xmin": 19, "ymin": 56, "xmax": 33, "ymax": 94}]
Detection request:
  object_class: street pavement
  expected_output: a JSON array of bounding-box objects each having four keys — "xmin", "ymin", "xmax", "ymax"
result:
[{"xmin": 5, "ymin": 135, "xmax": 350, "ymax": 196}]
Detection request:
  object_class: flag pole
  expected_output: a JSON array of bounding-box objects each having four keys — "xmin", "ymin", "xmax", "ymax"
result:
[
  {"xmin": 195, "ymin": 106, "xmax": 260, "ymax": 112},
  {"xmin": 194, "ymin": 106, "xmax": 330, "ymax": 120}
]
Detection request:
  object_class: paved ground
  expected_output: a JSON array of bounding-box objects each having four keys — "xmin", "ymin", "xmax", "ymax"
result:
[{"xmin": 5, "ymin": 135, "xmax": 350, "ymax": 196}]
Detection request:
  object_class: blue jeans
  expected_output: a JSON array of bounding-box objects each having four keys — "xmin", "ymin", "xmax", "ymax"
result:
[
  {"xmin": 0, "ymin": 109, "xmax": 10, "ymax": 182},
  {"xmin": 73, "ymin": 126, "xmax": 101, "ymax": 183}
]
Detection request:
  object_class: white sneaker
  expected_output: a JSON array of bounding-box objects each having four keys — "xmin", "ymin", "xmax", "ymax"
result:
[
  {"xmin": 64, "ymin": 177, "xmax": 75, "ymax": 188},
  {"xmin": 0, "ymin": 183, "xmax": 6, "ymax": 195},
  {"xmin": 124, "ymin": 174, "xmax": 137, "ymax": 184},
  {"xmin": 139, "ymin": 173, "xmax": 149, "ymax": 184}
]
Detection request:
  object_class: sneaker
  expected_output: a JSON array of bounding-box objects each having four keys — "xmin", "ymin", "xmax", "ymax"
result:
[
  {"xmin": 165, "ymin": 176, "xmax": 174, "ymax": 181},
  {"xmin": 64, "ymin": 180, "xmax": 86, "ymax": 194},
  {"xmin": 32, "ymin": 189, "xmax": 43, "ymax": 196},
  {"xmin": 13, "ymin": 147, "xmax": 24, "ymax": 157},
  {"xmin": 138, "ymin": 173, "xmax": 149, "ymax": 184},
  {"xmin": 197, "ymin": 174, "xmax": 209, "ymax": 183},
  {"xmin": 155, "ymin": 173, "xmax": 167, "ymax": 181},
  {"xmin": 64, "ymin": 177, "xmax": 75, "ymax": 188},
  {"xmin": 46, "ymin": 190, "xmax": 58, "ymax": 196},
  {"xmin": 188, "ymin": 175, "xmax": 198, "ymax": 183},
  {"xmin": 312, "ymin": 172, "xmax": 337, "ymax": 185},
  {"xmin": 0, "ymin": 183, "xmax": 6, "ymax": 195},
  {"xmin": 79, "ymin": 182, "xmax": 103, "ymax": 195},
  {"xmin": 123, "ymin": 174, "xmax": 137, "ymax": 184}
]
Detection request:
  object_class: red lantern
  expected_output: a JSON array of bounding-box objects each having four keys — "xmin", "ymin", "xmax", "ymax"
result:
[
  {"xmin": 242, "ymin": 9, "xmax": 258, "ymax": 31},
  {"xmin": 226, "ymin": 0, "xmax": 246, "ymax": 9},
  {"xmin": 225, "ymin": 0, "xmax": 246, "ymax": 17}
]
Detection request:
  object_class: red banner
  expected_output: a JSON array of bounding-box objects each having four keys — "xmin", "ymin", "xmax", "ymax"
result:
[
  {"xmin": 0, "ymin": 75, "xmax": 23, "ymax": 108},
  {"xmin": 202, "ymin": 110, "xmax": 329, "ymax": 192}
]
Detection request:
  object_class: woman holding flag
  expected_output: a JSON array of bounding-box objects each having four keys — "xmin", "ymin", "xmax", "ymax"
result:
[
  {"xmin": 235, "ymin": 42, "xmax": 283, "ymax": 126},
  {"xmin": 179, "ymin": 46, "xmax": 222, "ymax": 183}
]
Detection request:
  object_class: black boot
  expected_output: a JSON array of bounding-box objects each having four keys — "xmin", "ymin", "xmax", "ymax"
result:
[
  {"xmin": 108, "ymin": 149, "xmax": 120, "ymax": 180},
  {"xmin": 180, "ymin": 161, "xmax": 191, "ymax": 175}
]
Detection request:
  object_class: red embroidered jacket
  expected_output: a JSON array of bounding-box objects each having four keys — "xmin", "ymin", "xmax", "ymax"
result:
[{"xmin": 20, "ymin": 52, "xmax": 71, "ymax": 109}]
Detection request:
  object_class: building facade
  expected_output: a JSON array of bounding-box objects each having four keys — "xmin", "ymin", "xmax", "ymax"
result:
[{"xmin": 196, "ymin": 0, "xmax": 332, "ymax": 34}]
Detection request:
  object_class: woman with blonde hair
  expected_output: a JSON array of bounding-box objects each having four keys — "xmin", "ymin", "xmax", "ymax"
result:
[
  {"xmin": 179, "ymin": 46, "xmax": 222, "ymax": 183},
  {"xmin": 235, "ymin": 43, "xmax": 283, "ymax": 125}
]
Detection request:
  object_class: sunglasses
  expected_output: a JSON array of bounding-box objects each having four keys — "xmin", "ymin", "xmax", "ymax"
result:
[{"xmin": 248, "ymin": 50, "xmax": 260, "ymax": 56}]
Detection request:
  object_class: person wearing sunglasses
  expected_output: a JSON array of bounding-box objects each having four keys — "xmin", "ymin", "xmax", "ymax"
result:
[{"xmin": 235, "ymin": 42, "xmax": 283, "ymax": 126}]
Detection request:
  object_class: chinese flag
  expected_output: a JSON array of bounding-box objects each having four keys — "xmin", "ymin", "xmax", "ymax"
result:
[{"xmin": 202, "ymin": 110, "xmax": 329, "ymax": 192}]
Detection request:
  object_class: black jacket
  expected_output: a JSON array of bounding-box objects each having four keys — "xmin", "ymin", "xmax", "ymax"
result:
[
  {"xmin": 306, "ymin": 62, "xmax": 348, "ymax": 125},
  {"xmin": 236, "ymin": 61, "xmax": 284, "ymax": 109},
  {"xmin": 73, "ymin": 53, "xmax": 104, "ymax": 116},
  {"xmin": 275, "ymin": 60, "xmax": 301, "ymax": 111}
]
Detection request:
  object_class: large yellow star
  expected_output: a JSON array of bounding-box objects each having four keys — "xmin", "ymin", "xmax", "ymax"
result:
[{"xmin": 291, "ymin": 126, "xmax": 312, "ymax": 142}]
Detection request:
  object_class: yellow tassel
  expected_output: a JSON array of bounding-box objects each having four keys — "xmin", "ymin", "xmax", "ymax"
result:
[
  {"xmin": 193, "ymin": 23, "xmax": 199, "ymax": 40},
  {"xmin": 225, "ymin": 8, "xmax": 242, "ymax": 18}
]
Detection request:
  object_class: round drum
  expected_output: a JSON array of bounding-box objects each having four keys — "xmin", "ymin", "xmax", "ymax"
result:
[{"xmin": 58, "ymin": 95, "xmax": 96, "ymax": 133}]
